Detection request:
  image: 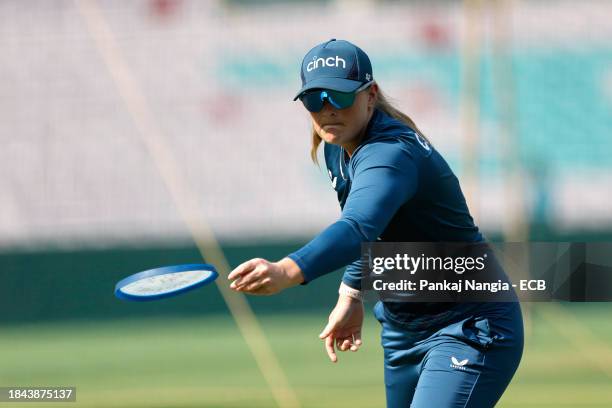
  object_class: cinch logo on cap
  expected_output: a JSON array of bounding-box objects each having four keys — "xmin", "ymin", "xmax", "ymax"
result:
[{"xmin": 307, "ymin": 55, "xmax": 347, "ymax": 72}]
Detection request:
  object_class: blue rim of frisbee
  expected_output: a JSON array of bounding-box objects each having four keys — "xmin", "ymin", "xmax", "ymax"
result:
[{"xmin": 114, "ymin": 263, "xmax": 218, "ymax": 302}]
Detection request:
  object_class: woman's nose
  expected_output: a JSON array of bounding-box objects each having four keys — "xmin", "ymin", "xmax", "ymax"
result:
[{"xmin": 320, "ymin": 100, "xmax": 337, "ymax": 115}]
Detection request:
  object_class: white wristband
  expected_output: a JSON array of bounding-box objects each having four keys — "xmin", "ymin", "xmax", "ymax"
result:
[{"xmin": 339, "ymin": 282, "xmax": 363, "ymax": 301}]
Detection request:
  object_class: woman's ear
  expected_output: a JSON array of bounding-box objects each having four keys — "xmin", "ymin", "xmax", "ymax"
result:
[{"xmin": 368, "ymin": 83, "xmax": 379, "ymax": 108}]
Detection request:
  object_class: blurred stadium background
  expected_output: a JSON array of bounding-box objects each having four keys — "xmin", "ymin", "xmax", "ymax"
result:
[{"xmin": 1, "ymin": 0, "xmax": 612, "ymax": 407}]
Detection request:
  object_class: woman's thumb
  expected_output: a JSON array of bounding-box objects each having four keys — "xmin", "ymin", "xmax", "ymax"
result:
[{"xmin": 319, "ymin": 321, "xmax": 335, "ymax": 339}]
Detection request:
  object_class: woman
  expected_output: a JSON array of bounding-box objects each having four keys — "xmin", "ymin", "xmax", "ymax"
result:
[{"xmin": 228, "ymin": 39, "xmax": 523, "ymax": 407}]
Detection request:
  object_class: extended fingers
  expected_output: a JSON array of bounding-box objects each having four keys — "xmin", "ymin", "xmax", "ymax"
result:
[
  {"xmin": 229, "ymin": 259, "xmax": 265, "ymax": 289},
  {"xmin": 238, "ymin": 277, "xmax": 272, "ymax": 293},
  {"xmin": 228, "ymin": 258, "xmax": 261, "ymax": 282},
  {"xmin": 231, "ymin": 269, "xmax": 260, "ymax": 290},
  {"xmin": 325, "ymin": 335, "xmax": 337, "ymax": 363}
]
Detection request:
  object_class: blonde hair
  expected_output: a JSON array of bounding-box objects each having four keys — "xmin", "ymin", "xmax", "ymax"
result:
[{"xmin": 309, "ymin": 87, "xmax": 431, "ymax": 164}]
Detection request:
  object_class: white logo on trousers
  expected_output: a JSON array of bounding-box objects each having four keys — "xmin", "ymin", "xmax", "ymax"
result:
[{"xmin": 450, "ymin": 356, "xmax": 469, "ymax": 370}]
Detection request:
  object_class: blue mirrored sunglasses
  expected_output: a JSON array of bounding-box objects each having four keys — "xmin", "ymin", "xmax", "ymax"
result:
[{"xmin": 299, "ymin": 81, "xmax": 374, "ymax": 112}]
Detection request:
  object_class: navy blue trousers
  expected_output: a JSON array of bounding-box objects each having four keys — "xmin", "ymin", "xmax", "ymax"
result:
[{"xmin": 374, "ymin": 301, "xmax": 524, "ymax": 407}]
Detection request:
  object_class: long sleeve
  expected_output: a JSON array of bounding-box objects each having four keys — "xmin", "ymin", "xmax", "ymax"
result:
[
  {"xmin": 288, "ymin": 141, "xmax": 419, "ymax": 283},
  {"xmin": 342, "ymin": 258, "xmax": 363, "ymax": 290}
]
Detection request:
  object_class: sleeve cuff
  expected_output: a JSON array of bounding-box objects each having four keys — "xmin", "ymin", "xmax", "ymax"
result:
[
  {"xmin": 341, "ymin": 275, "xmax": 362, "ymax": 291},
  {"xmin": 287, "ymin": 253, "xmax": 311, "ymax": 285}
]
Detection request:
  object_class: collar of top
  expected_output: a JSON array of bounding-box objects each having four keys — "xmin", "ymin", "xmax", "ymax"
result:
[{"xmin": 293, "ymin": 38, "xmax": 373, "ymax": 100}]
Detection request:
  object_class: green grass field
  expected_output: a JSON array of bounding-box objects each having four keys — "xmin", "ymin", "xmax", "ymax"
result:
[{"xmin": 2, "ymin": 304, "xmax": 612, "ymax": 407}]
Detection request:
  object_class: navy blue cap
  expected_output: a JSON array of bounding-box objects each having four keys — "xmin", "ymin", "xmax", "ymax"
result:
[{"xmin": 293, "ymin": 39, "xmax": 373, "ymax": 100}]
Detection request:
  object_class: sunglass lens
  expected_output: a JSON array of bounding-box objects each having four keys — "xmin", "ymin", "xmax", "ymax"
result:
[
  {"xmin": 327, "ymin": 90, "xmax": 356, "ymax": 109},
  {"xmin": 300, "ymin": 92, "xmax": 324, "ymax": 112}
]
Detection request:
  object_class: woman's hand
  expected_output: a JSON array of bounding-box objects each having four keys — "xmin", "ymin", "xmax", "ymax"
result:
[
  {"xmin": 228, "ymin": 257, "xmax": 304, "ymax": 295},
  {"xmin": 319, "ymin": 294, "xmax": 364, "ymax": 363}
]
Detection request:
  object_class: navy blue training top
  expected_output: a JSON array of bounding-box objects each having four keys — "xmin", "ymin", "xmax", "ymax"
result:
[{"xmin": 288, "ymin": 108, "xmax": 483, "ymax": 292}]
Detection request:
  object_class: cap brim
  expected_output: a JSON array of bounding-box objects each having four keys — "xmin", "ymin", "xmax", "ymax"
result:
[{"xmin": 293, "ymin": 77, "xmax": 364, "ymax": 100}]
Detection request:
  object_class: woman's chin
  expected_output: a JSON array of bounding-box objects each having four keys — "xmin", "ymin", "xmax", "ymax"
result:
[{"xmin": 322, "ymin": 131, "xmax": 342, "ymax": 144}]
